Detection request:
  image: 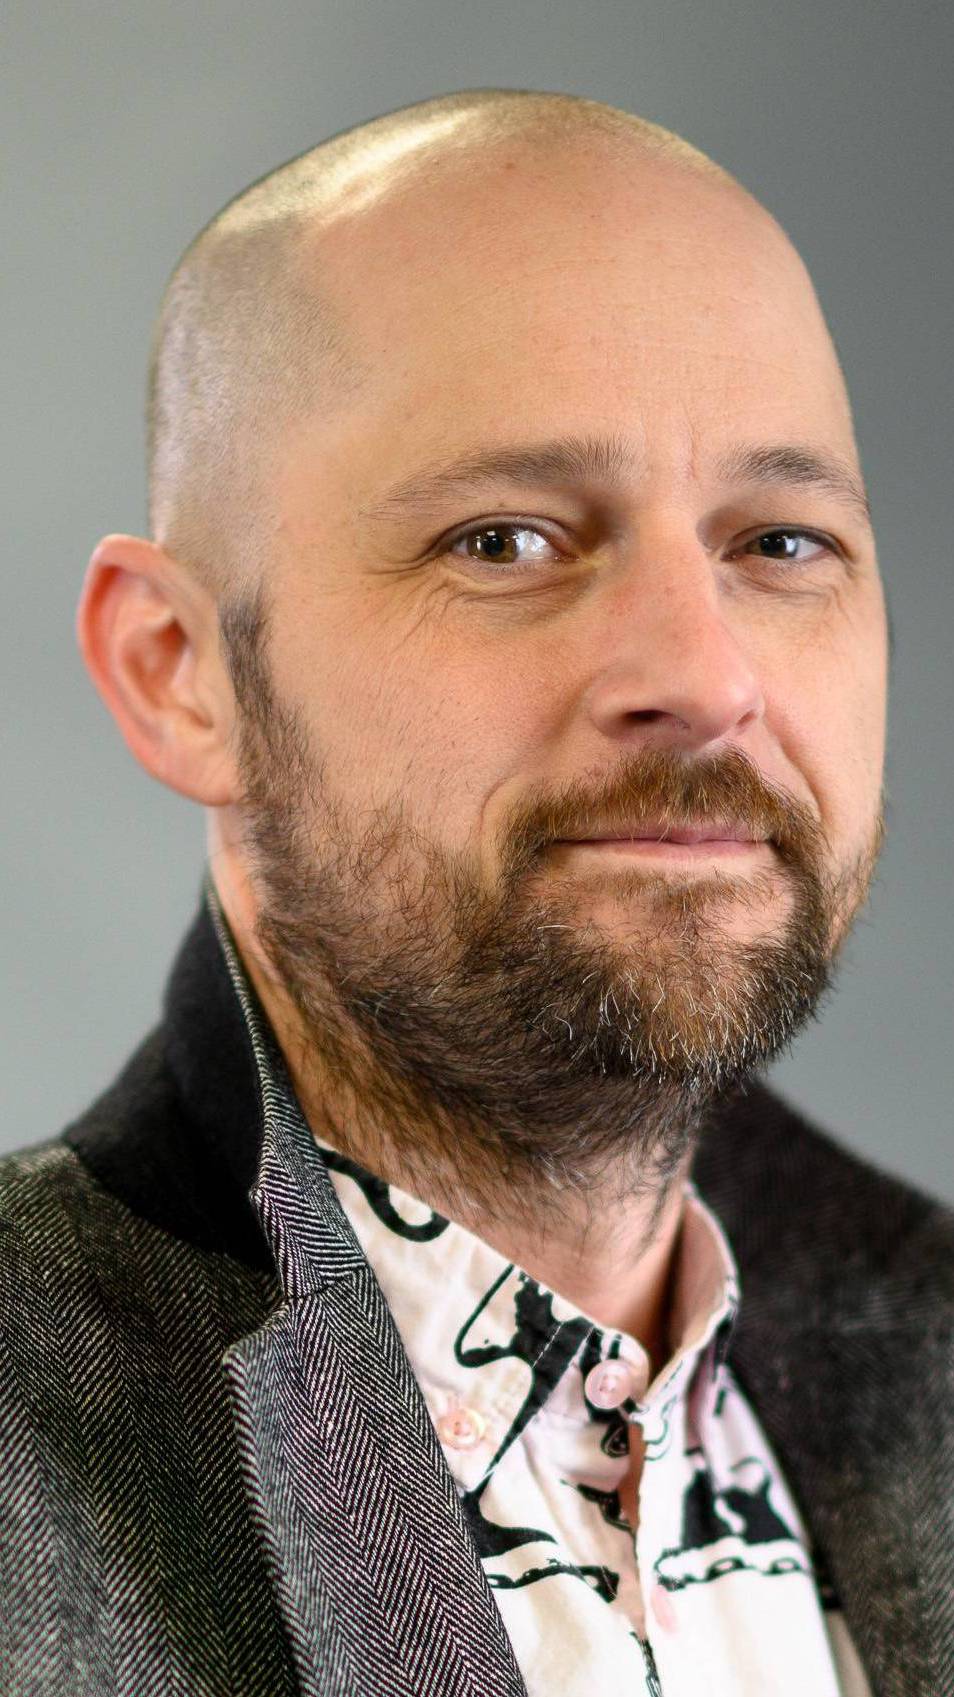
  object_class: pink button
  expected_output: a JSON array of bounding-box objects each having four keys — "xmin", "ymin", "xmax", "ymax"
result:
[
  {"xmin": 584, "ymin": 1358, "xmax": 647, "ymax": 1410},
  {"xmin": 436, "ymin": 1406, "xmax": 487, "ymax": 1451}
]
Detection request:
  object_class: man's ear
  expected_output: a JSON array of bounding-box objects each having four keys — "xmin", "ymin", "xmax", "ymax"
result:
[{"xmin": 76, "ymin": 532, "xmax": 240, "ymax": 806}]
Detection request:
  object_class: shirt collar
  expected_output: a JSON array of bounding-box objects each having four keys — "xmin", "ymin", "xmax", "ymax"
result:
[{"xmin": 312, "ymin": 1132, "xmax": 741, "ymax": 1491}]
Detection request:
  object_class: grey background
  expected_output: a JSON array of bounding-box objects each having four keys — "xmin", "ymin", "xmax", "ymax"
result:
[{"xmin": 4, "ymin": 0, "xmax": 952, "ymax": 1201}]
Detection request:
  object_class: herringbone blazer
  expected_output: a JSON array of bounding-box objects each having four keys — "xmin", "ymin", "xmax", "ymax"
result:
[{"xmin": 0, "ymin": 880, "xmax": 951, "ymax": 1695}]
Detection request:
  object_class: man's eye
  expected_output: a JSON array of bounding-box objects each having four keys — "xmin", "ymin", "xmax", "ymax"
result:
[
  {"xmin": 741, "ymin": 528, "xmax": 834, "ymax": 565},
  {"xmin": 445, "ymin": 524, "xmax": 558, "ymax": 572}
]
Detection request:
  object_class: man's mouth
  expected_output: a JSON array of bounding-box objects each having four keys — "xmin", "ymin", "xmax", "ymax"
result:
[
  {"xmin": 561, "ymin": 819, "xmax": 763, "ymax": 844},
  {"xmin": 557, "ymin": 820, "xmax": 768, "ymax": 853}
]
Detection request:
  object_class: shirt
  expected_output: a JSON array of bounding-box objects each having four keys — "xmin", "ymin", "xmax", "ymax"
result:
[{"xmin": 315, "ymin": 1139, "xmax": 873, "ymax": 1695}]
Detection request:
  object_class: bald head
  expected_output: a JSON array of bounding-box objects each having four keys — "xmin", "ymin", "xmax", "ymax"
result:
[{"xmin": 146, "ymin": 88, "xmax": 751, "ymax": 602}]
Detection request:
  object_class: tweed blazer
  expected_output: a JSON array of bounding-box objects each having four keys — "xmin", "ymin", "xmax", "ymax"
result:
[{"xmin": 0, "ymin": 882, "xmax": 951, "ymax": 1695}]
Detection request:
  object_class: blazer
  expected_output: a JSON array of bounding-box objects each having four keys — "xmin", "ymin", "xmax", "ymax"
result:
[{"xmin": 0, "ymin": 880, "xmax": 951, "ymax": 1695}]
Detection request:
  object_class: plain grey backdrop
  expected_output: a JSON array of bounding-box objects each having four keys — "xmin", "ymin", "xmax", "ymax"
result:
[{"xmin": 4, "ymin": 0, "xmax": 952, "ymax": 1200}]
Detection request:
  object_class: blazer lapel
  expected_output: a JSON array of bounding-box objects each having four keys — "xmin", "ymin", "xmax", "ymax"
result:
[{"xmin": 210, "ymin": 893, "xmax": 528, "ymax": 1697}]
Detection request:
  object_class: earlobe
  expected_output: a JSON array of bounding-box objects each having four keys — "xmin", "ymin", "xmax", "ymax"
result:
[{"xmin": 76, "ymin": 533, "xmax": 239, "ymax": 807}]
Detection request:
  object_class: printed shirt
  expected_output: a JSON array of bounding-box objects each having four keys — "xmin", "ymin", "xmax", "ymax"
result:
[{"xmin": 315, "ymin": 1140, "xmax": 873, "ymax": 1696}]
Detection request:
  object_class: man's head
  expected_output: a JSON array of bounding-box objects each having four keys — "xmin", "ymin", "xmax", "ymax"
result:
[{"xmin": 78, "ymin": 88, "xmax": 888, "ymax": 1223}]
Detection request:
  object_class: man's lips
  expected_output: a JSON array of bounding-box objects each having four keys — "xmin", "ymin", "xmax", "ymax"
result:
[
  {"xmin": 560, "ymin": 823, "xmax": 764, "ymax": 844},
  {"xmin": 557, "ymin": 838, "xmax": 765, "ymax": 858},
  {"xmin": 552, "ymin": 823, "xmax": 774, "ymax": 862}
]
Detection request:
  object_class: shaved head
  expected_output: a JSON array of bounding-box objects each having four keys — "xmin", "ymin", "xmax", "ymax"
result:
[{"xmin": 146, "ymin": 87, "xmax": 745, "ymax": 602}]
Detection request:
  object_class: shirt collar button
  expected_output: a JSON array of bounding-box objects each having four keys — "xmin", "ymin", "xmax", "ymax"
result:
[{"xmin": 584, "ymin": 1358, "xmax": 648, "ymax": 1410}]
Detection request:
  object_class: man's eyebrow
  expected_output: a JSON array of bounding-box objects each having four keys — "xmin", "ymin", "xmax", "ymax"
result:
[
  {"xmin": 359, "ymin": 432, "xmax": 872, "ymax": 526},
  {"xmin": 714, "ymin": 441, "xmax": 872, "ymax": 525}
]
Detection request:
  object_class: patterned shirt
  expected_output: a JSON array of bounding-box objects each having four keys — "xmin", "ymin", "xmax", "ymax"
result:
[{"xmin": 314, "ymin": 1139, "xmax": 873, "ymax": 1695}]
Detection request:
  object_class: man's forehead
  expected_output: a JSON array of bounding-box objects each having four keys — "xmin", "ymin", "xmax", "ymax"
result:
[
  {"xmin": 278, "ymin": 281, "xmax": 860, "ymax": 538},
  {"xmin": 302, "ymin": 140, "xmax": 835, "ymax": 400},
  {"xmin": 279, "ymin": 135, "xmax": 858, "ymax": 523}
]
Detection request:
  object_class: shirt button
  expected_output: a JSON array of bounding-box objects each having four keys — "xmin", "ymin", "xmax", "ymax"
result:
[
  {"xmin": 436, "ymin": 1406, "xmax": 487, "ymax": 1451},
  {"xmin": 584, "ymin": 1358, "xmax": 647, "ymax": 1410}
]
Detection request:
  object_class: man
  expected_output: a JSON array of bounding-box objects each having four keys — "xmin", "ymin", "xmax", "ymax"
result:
[{"xmin": 1, "ymin": 85, "xmax": 950, "ymax": 1696}]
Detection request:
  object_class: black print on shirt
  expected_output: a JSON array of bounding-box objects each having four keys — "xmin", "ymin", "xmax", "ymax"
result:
[
  {"xmin": 572, "ymin": 1479, "xmax": 630, "ymax": 1535},
  {"xmin": 654, "ymin": 1449, "xmax": 812, "ymax": 1593},
  {"xmin": 319, "ymin": 1146, "xmax": 450, "ymax": 1241},
  {"xmin": 489, "ymin": 1559, "xmax": 620, "ymax": 1604},
  {"xmin": 711, "ymin": 1312, "xmax": 737, "ymax": 1415},
  {"xmin": 454, "ymin": 1268, "xmax": 596, "ymax": 1575},
  {"xmin": 330, "ymin": 1146, "xmax": 634, "ymax": 1607}
]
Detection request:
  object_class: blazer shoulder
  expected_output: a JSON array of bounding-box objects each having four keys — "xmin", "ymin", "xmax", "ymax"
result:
[
  {"xmin": 0, "ymin": 1018, "xmax": 273, "ymax": 1297},
  {"xmin": 692, "ymin": 1076, "xmax": 954, "ymax": 1314},
  {"xmin": 0, "ymin": 1132, "xmax": 119, "ymax": 1267},
  {"xmin": 0, "ymin": 1026, "xmax": 170, "ymax": 1253},
  {"xmin": 0, "ymin": 1041, "xmax": 298, "ymax": 1697}
]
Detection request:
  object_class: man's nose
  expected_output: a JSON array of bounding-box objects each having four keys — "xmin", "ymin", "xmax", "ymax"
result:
[{"xmin": 579, "ymin": 532, "xmax": 766, "ymax": 753}]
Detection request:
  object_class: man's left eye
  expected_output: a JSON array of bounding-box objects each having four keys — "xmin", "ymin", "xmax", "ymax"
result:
[{"xmin": 742, "ymin": 528, "xmax": 833, "ymax": 564}]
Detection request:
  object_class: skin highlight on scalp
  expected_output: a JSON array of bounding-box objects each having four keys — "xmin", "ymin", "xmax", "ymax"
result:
[{"xmin": 145, "ymin": 87, "xmax": 746, "ymax": 607}]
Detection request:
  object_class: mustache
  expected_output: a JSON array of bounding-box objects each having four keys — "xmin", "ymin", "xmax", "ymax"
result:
[{"xmin": 506, "ymin": 745, "xmax": 829, "ymax": 871}]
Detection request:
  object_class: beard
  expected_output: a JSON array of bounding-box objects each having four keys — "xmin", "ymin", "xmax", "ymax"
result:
[{"xmin": 220, "ymin": 586, "xmax": 886, "ymax": 1230}]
